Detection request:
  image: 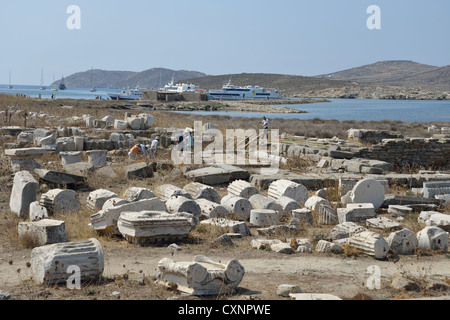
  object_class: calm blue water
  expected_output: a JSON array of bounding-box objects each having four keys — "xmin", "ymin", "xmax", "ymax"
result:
[
  {"xmin": 0, "ymin": 84, "xmax": 121, "ymax": 100},
  {"xmin": 175, "ymin": 98, "xmax": 450, "ymax": 122},
  {"xmin": 1, "ymin": 85, "xmax": 449, "ymax": 122}
]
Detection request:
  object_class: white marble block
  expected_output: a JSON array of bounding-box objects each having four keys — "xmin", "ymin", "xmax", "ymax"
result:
[
  {"xmin": 10, "ymin": 170, "xmax": 39, "ymax": 219},
  {"xmin": 118, "ymin": 211, "xmax": 194, "ymax": 245},
  {"xmin": 18, "ymin": 219, "xmax": 66, "ymax": 246},
  {"xmin": 90, "ymin": 198, "xmax": 166, "ymax": 235}
]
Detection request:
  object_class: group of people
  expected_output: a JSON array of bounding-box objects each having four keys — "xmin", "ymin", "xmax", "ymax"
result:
[
  {"xmin": 175, "ymin": 129, "xmax": 194, "ymax": 152},
  {"xmin": 128, "ymin": 136, "xmax": 160, "ymax": 160},
  {"xmin": 127, "ymin": 116, "xmax": 269, "ymax": 161}
]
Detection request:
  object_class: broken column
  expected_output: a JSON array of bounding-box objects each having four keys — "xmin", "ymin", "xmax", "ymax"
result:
[
  {"xmin": 165, "ymin": 196, "xmax": 201, "ymax": 217},
  {"xmin": 123, "ymin": 187, "xmax": 155, "ymax": 202},
  {"xmin": 416, "ymin": 226, "xmax": 448, "ymax": 252},
  {"xmin": 195, "ymin": 198, "xmax": 229, "ymax": 219},
  {"xmin": 316, "ymin": 205, "xmax": 339, "ymax": 225},
  {"xmin": 348, "ymin": 231, "xmax": 389, "ymax": 260},
  {"xmin": 227, "ymin": 180, "xmax": 259, "ymax": 199},
  {"xmin": 250, "ymin": 209, "xmax": 279, "ymax": 227},
  {"xmin": 268, "ymin": 179, "xmax": 308, "ymax": 204},
  {"xmin": 86, "ymin": 189, "xmax": 118, "ymax": 211},
  {"xmin": 40, "ymin": 189, "xmax": 80, "ymax": 214},
  {"xmin": 304, "ymin": 195, "xmax": 329, "ymax": 212},
  {"xmin": 155, "ymin": 184, "xmax": 192, "ymax": 202},
  {"xmin": 248, "ymin": 194, "xmax": 283, "ymax": 215},
  {"xmin": 274, "ymin": 196, "xmax": 302, "ymax": 219},
  {"xmin": 183, "ymin": 182, "xmax": 221, "ymax": 204},
  {"xmin": 156, "ymin": 255, "xmax": 245, "ymax": 296},
  {"xmin": 10, "ymin": 170, "xmax": 39, "ymax": 219},
  {"xmin": 386, "ymin": 228, "xmax": 418, "ymax": 255},
  {"xmin": 350, "ymin": 178, "xmax": 385, "ymax": 210},
  {"xmin": 30, "ymin": 238, "xmax": 104, "ymax": 285},
  {"xmin": 220, "ymin": 195, "xmax": 252, "ymax": 221}
]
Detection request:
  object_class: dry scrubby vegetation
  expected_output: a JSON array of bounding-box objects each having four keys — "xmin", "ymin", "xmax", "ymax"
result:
[{"xmin": 0, "ymin": 94, "xmax": 449, "ymax": 300}]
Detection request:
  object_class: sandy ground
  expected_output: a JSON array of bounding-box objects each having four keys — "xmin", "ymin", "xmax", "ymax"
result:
[{"xmin": 1, "ymin": 235, "xmax": 449, "ymax": 301}]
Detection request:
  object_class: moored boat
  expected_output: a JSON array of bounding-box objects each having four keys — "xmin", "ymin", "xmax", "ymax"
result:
[{"xmin": 208, "ymin": 79, "xmax": 281, "ymax": 100}]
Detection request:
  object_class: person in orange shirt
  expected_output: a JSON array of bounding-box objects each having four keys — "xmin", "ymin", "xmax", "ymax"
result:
[{"xmin": 128, "ymin": 144, "xmax": 142, "ymax": 160}]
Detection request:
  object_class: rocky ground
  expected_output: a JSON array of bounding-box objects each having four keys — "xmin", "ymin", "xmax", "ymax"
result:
[{"xmin": 0, "ymin": 95, "xmax": 449, "ymax": 303}]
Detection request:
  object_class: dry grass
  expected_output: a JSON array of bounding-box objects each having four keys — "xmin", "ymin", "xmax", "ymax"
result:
[{"xmin": 1, "ymin": 94, "xmax": 449, "ymax": 301}]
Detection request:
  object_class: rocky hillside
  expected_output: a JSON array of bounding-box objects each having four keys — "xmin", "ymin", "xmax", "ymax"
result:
[
  {"xmin": 51, "ymin": 68, "xmax": 207, "ymax": 89},
  {"xmin": 183, "ymin": 72, "xmax": 449, "ymax": 100},
  {"xmin": 315, "ymin": 60, "xmax": 450, "ymax": 91}
]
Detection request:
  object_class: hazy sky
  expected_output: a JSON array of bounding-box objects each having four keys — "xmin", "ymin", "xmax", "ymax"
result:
[{"xmin": 1, "ymin": 0, "xmax": 449, "ymax": 85}]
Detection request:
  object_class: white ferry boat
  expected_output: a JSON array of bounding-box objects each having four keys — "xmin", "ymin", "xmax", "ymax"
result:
[
  {"xmin": 160, "ymin": 77, "xmax": 202, "ymax": 93},
  {"xmin": 208, "ymin": 79, "xmax": 281, "ymax": 100},
  {"xmin": 108, "ymin": 88, "xmax": 143, "ymax": 100}
]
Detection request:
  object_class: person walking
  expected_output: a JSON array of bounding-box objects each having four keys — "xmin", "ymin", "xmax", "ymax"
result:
[
  {"xmin": 149, "ymin": 137, "xmax": 159, "ymax": 159},
  {"xmin": 261, "ymin": 116, "xmax": 269, "ymax": 140}
]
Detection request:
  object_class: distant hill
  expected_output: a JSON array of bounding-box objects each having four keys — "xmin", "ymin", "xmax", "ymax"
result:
[
  {"xmin": 51, "ymin": 68, "xmax": 208, "ymax": 89},
  {"xmin": 182, "ymin": 73, "xmax": 373, "ymax": 97},
  {"xmin": 315, "ymin": 60, "xmax": 450, "ymax": 91},
  {"xmin": 183, "ymin": 71, "xmax": 449, "ymax": 100}
]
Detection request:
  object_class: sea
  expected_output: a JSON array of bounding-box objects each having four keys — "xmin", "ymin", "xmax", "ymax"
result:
[
  {"xmin": 1, "ymin": 84, "xmax": 449, "ymax": 123},
  {"xmin": 0, "ymin": 84, "xmax": 121, "ymax": 101}
]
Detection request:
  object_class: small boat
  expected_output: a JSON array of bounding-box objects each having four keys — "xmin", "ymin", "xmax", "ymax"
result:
[
  {"xmin": 8, "ymin": 71, "xmax": 13, "ymax": 89},
  {"xmin": 108, "ymin": 87, "xmax": 143, "ymax": 100},
  {"xmin": 59, "ymin": 76, "xmax": 67, "ymax": 90},
  {"xmin": 40, "ymin": 68, "xmax": 46, "ymax": 90},
  {"xmin": 89, "ymin": 68, "xmax": 97, "ymax": 92}
]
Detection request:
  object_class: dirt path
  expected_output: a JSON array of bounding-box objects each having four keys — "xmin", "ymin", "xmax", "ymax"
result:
[{"xmin": 1, "ymin": 240, "xmax": 449, "ymax": 300}]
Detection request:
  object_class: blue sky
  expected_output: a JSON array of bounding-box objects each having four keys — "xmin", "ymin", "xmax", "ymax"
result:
[{"xmin": 1, "ymin": 0, "xmax": 449, "ymax": 85}]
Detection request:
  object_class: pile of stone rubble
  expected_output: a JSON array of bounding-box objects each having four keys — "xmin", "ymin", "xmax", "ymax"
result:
[{"xmin": 3, "ymin": 108, "xmax": 450, "ymax": 299}]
